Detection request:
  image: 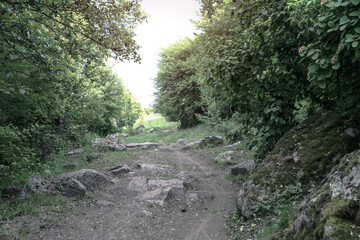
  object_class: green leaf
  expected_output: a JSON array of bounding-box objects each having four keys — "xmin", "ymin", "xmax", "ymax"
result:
[
  {"xmin": 332, "ymin": 62, "xmax": 340, "ymax": 70},
  {"xmin": 352, "ymin": 41, "xmax": 359, "ymax": 48},
  {"xmin": 349, "ymin": 11, "xmax": 360, "ymax": 17},
  {"xmin": 351, "ymin": 0, "xmax": 360, "ymax": 5},
  {"xmin": 309, "ymin": 64, "xmax": 318, "ymax": 73},
  {"xmin": 339, "ymin": 16, "xmax": 350, "ymax": 25},
  {"xmin": 311, "ymin": 52, "xmax": 319, "ymax": 60},
  {"xmin": 355, "ymin": 27, "xmax": 360, "ymax": 33},
  {"xmin": 318, "ymin": 80, "xmax": 327, "ymax": 89}
]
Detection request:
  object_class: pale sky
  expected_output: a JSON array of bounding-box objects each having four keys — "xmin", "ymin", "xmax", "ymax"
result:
[{"xmin": 111, "ymin": 0, "xmax": 200, "ymax": 107}]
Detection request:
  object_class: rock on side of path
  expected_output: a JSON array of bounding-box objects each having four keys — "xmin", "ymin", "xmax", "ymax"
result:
[
  {"xmin": 93, "ymin": 138, "xmax": 126, "ymax": 151},
  {"xmin": 64, "ymin": 149, "xmax": 83, "ymax": 158},
  {"xmin": 51, "ymin": 169, "xmax": 111, "ymax": 190},
  {"xmin": 21, "ymin": 176, "xmax": 58, "ymax": 197},
  {"xmin": 147, "ymin": 179, "xmax": 184, "ymax": 190},
  {"xmin": 140, "ymin": 187, "xmax": 174, "ymax": 206},
  {"xmin": 199, "ymin": 136, "xmax": 224, "ymax": 147},
  {"xmin": 126, "ymin": 176, "xmax": 148, "ymax": 193},
  {"xmin": 215, "ymin": 151, "xmax": 235, "ymax": 165},
  {"xmin": 236, "ymin": 111, "xmax": 360, "ymax": 220},
  {"xmin": 125, "ymin": 142, "xmax": 160, "ymax": 151},
  {"xmin": 107, "ymin": 165, "xmax": 130, "ymax": 176},
  {"xmin": 231, "ymin": 160, "xmax": 255, "ymax": 176},
  {"xmin": 57, "ymin": 178, "xmax": 87, "ymax": 197},
  {"xmin": 121, "ymin": 133, "xmax": 129, "ymax": 137},
  {"xmin": 185, "ymin": 190, "xmax": 214, "ymax": 208},
  {"xmin": 62, "ymin": 163, "xmax": 77, "ymax": 169},
  {"xmin": 175, "ymin": 139, "xmax": 190, "ymax": 146},
  {"xmin": 287, "ymin": 149, "xmax": 360, "ymax": 239},
  {"xmin": 105, "ymin": 133, "xmax": 121, "ymax": 144},
  {"xmin": 180, "ymin": 141, "xmax": 201, "ymax": 151}
]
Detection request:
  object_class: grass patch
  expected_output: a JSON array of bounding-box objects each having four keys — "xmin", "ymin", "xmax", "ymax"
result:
[
  {"xmin": 134, "ymin": 114, "xmax": 178, "ymax": 130},
  {"xmin": 162, "ymin": 124, "xmax": 224, "ymax": 143},
  {"xmin": 0, "ymin": 194, "xmax": 70, "ymax": 221}
]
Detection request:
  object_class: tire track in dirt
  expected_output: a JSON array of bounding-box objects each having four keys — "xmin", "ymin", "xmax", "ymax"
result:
[{"xmin": 171, "ymin": 148, "xmax": 236, "ymax": 240}]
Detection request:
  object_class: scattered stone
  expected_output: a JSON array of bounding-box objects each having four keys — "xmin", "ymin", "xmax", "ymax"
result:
[
  {"xmin": 199, "ymin": 136, "xmax": 224, "ymax": 147},
  {"xmin": 63, "ymin": 163, "xmax": 77, "ymax": 169},
  {"xmin": 126, "ymin": 142, "xmax": 160, "ymax": 150},
  {"xmin": 127, "ymin": 176, "xmax": 148, "ymax": 193},
  {"xmin": 141, "ymin": 187, "xmax": 173, "ymax": 206},
  {"xmin": 57, "ymin": 178, "xmax": 86, "ymax": 197},
  {"xmin": 51, "ymin": 169, "xmax": 111, "ymax": 190},
  {"xmin": 215, "ymin": 151, "xmax": 235, "ymax": 165},
  {"xmin": 21, "ymin": 176, "xmax": 57, "ymax": 197},
  {"xmin": 64, "ymin": 149, "xmax": 83, "ymax": 158},
  {"xmin": 121, "ymin": 133, "xmax": 129, "ymax": 137},
  {"xmin": 148, "ymin": 128, "xmax": 154, "ymax": 133},
  {"xmin": 231, "ymin": 160, "xmax": 255, "ymax": 176},
  {"xmin": 108, "ymin": 165, "xmax": 130, "ymax": 176}
]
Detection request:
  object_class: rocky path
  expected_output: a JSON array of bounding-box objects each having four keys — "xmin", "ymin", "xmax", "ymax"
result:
[{"xmin": 2, "ymin": 141, "xmax": 239, "ymax": 240}]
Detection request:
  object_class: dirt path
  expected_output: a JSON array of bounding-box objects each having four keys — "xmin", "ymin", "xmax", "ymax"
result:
[{"xmin": 2, "ymin": 143, "xmax": 238, "ymax": 240}]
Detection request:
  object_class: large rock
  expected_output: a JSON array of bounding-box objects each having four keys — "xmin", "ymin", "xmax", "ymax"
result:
[
  {"xmin": 215, "ymin": 151, "xmax": 235, "ymax": 165},
  {"xmin": 93, "ymin": 137, "xmax": 126, "ymax": 151},
  {"xmin": 57, "ymin": 178, "xmax": 87, "ymax": 197},
  {"xmin": 140, "ymin": 187, "xmax": 174, "ymax": 206},
  {"xmin": 180, "ymin": 141, "xmax": 201, "ymax": 151},
  {"xmin": 237, "ymin": 111, "xmax": 360, "ymax": 219},
  {"xmin": 107, "ymin": 165, "xmax": 130, "ymax": 176},
  {"xmin": 21, "ymin": 176, "xmax": 57, "ymax": 197},
  {"xmin": 51, "ymin": 169, "xmax": 111, "ymax": 190},
  {"xmin": 231, "ymin": 159, "xmax": 255, "ymax": 176},
  {"xmin": 125, "ymin": 142, "xmax": 160, "ymax": 150},
  {"xmin": 286, "ymin": 149, "xmax": 360, "ymax": 239},
  {"xmin": 105, "ymin": 133, "xmax": 121, "ymax": 144}
]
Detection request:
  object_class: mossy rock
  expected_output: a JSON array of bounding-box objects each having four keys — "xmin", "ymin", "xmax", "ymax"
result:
[
  {"xmin": 237, "ymin": 111, "xmax": 359, "ymax": 219},
  {"xmin": 289, "ymin": 149, "xmax": 360, "ymax": 240}
]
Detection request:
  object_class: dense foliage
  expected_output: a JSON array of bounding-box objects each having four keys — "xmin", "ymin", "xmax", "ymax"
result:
[
  {"xmin": 154, "ymin": 0, "xmax": 360, "ymax": 161},
  {"xmin": 0, "ymin": 0, "xmax": 145, "ymax": 190},
  {"xmin": 154, "ymin": 38, "xmax": 204, "ymax": 128}
]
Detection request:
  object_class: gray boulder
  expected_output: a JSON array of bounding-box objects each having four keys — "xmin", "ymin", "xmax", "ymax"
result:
[
  {"xmin": 140, "ymin": 187, "xmax": 174, "ymax": 206},
  {"xmin": 21, "ymin": 176, "xmax": 57, "ymax": 197},
  {"xmin": 51, "ymin": 169, "xmax": 111, "ymax": 190},
  {"xmin": 180, "ymin": 141, "xmax": 201, "ymax": 151},
  {"xmin": 287, "ymin": 149, "xmax": 360, "ymax": 239},
  {"xmin": 215, "ymin": 151, "xmax": 235, "ymax": 165},
  {"xmin": 125, "ymin": 142, "xmax": 160, "ymax": 150},
  {"xmin": 108, "ymin": 165, "xmax": 130, "ymax": 176},
  {"xmin": 93, "ymin": 138, "xmax": 126, "ymax": 151},
  {"xmin": 105, "ymin": 133, "xmax": 120, "ymax": 144},
  {"xmin": 57, "ymin": 178, "xmax": 86, "ymax": 197},
  {"xmin": 236, "ymin": 111, "xmax": 360, "ymax": 220},
  {"xmin": 231, "ymin": 160, "xmax": 255, "ymax": 176}
]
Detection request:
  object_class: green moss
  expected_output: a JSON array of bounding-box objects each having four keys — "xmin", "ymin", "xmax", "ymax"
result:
[{"xmin": 251, "ymin": 111, "xmax": 359, "ymax": 192}]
